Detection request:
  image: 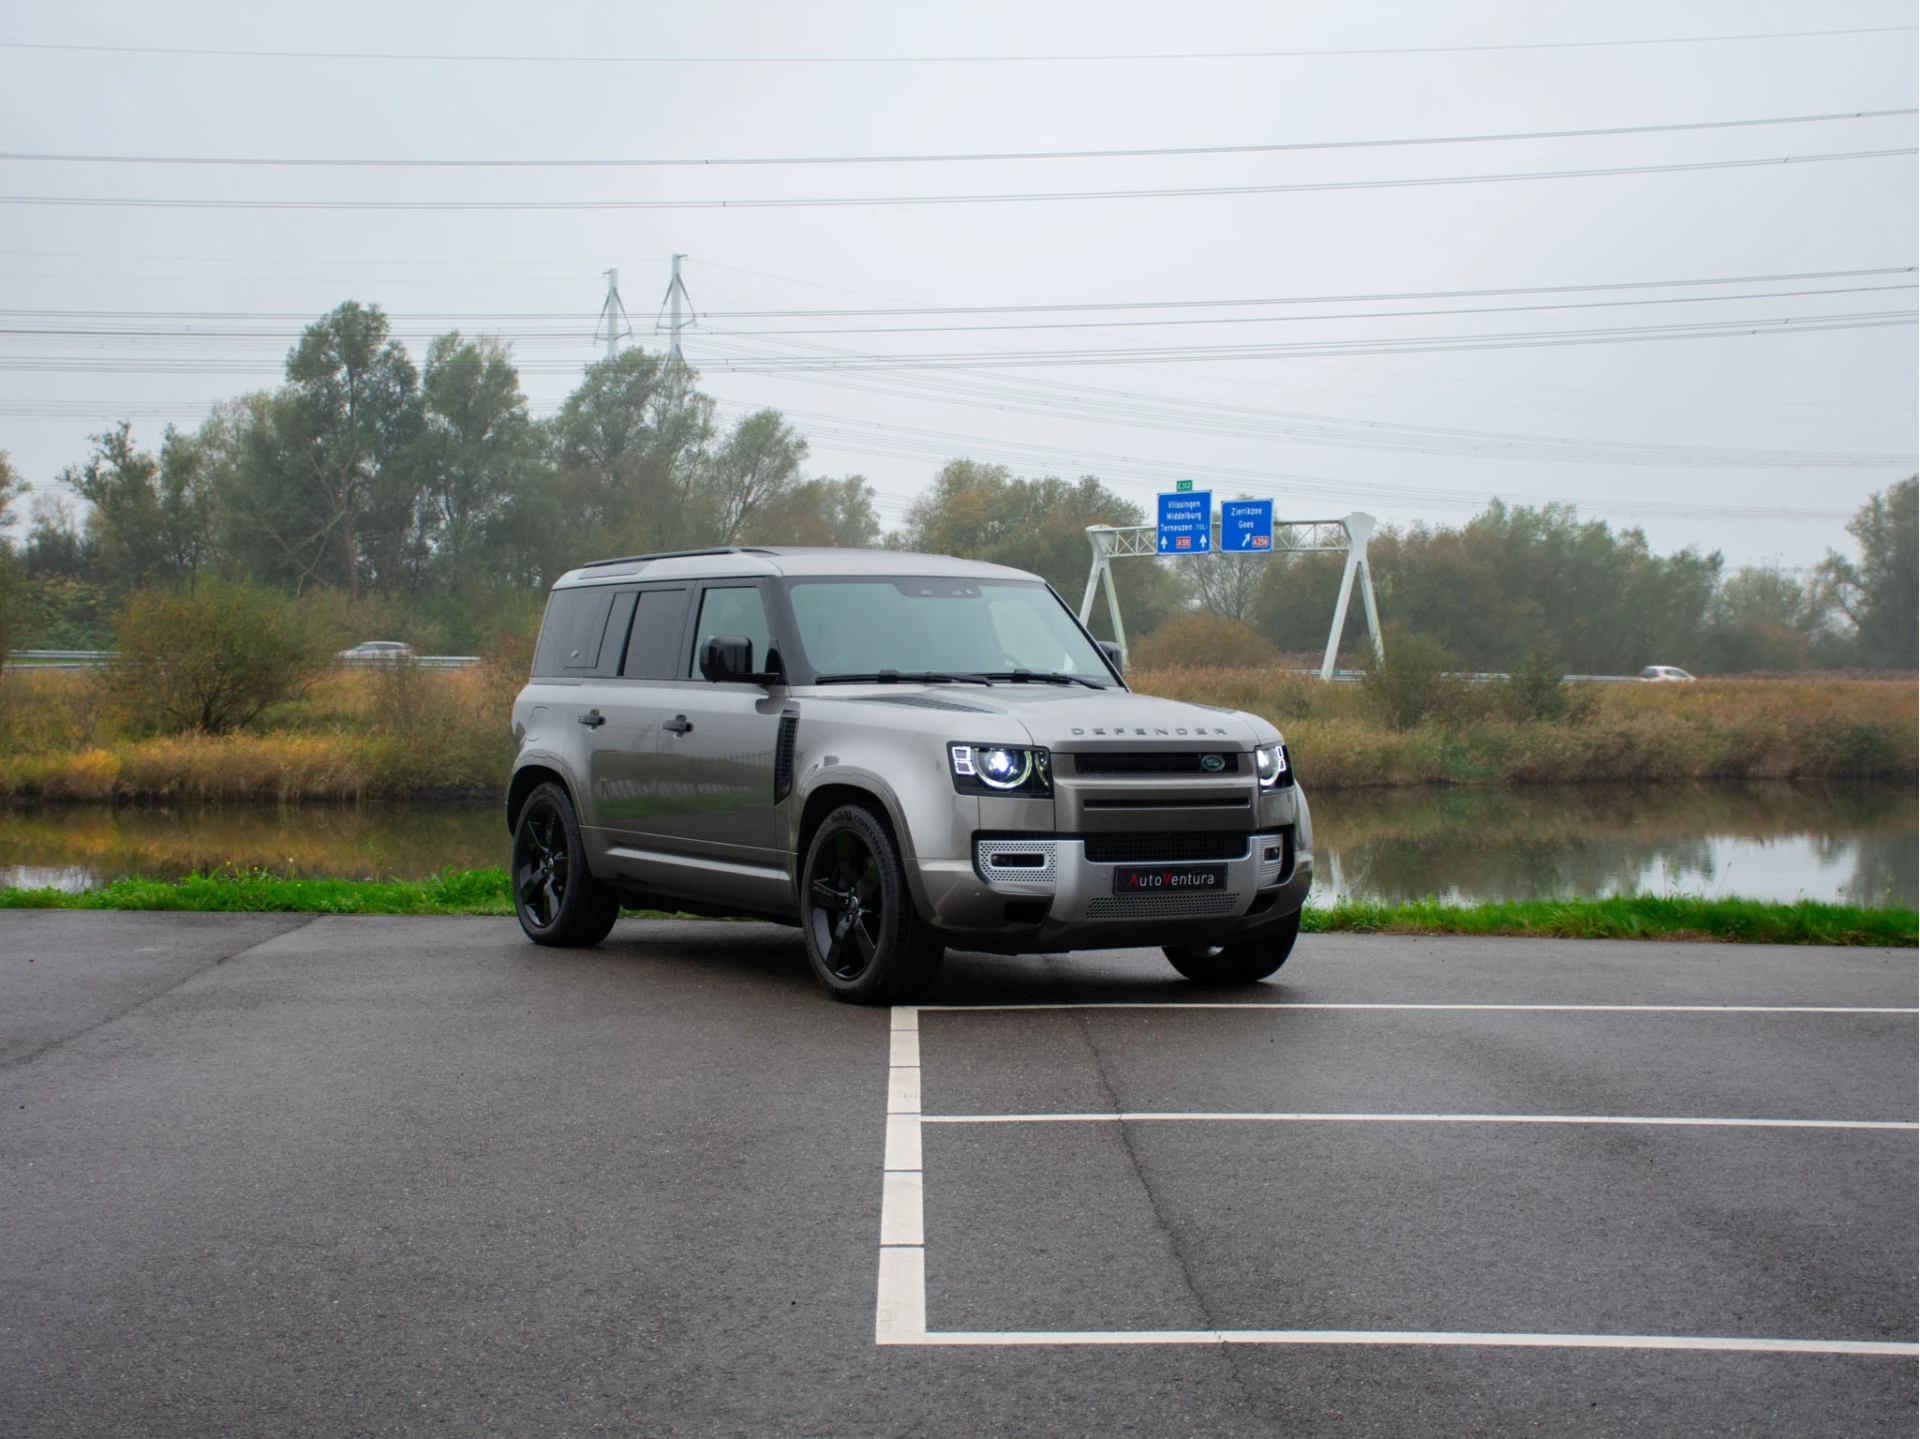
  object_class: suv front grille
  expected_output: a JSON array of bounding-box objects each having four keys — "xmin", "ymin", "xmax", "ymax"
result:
[
  {"xmin": 1070, "ymin": 751, "xmax": 1242, "ymax": 775},
  {"xmin": 1080, "ymin": 830, "xmax": 1252, "ymax": 863}
]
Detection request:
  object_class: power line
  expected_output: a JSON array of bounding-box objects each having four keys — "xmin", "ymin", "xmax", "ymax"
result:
[
  {"xmin": 689, "ymin": 333, "xmax": 1918, "ymax": 468},
  {"xmin": 5, "ymin": 311, "xmax": 1911, "ymax": 377},
  {"xmin": 5, "ymin": 283, "xmax": 1912, "ymax": 341},
  {"xmin": 2, "ymin": 269, "xmax": 1910, "ymax": 325},
  {"xmin": 5, "ymin": 108, "xmax": 1910, "ymax": 169},
  {"xmin": 0, "ymin": 25, "xmax": 1908, "ymax": 64},
  {"xmin": 683, "ymin": 268, "xmax": 1920, "ymax": 319},
  {"xmin": 684, "ymin": 311, "xmax": 1919, "ymax": 371},
  {"xmin": 4, "ymin": 147, "xmax": 1909, "ymax": 211}
]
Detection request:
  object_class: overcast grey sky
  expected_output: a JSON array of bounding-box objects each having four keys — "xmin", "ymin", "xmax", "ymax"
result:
[{"xmin": 2, "ymin": 0, "xmax": 1914, "ymax": 573}]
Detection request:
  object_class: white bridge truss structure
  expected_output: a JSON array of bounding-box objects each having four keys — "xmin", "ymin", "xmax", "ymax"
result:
[{"xmin": 1078, "ymin": 512, "xmax": 1384, "ymax": 681}]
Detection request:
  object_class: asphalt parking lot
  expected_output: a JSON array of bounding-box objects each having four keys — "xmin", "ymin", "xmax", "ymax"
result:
[{"xmin": 2, "ymin": 912, "xmax": 1913, "ymax": 1438}]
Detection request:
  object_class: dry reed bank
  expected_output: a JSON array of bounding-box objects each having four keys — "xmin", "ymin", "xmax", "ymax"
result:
[
  {"xmin": 0, "ymin": 665, "xmax": 1912, "ymax": 802},
  {"xmin": 1131, "ymin": 670, "xmax": 1917, "ymax": 789},
  {"xmin": 0, "ymin": 662, "xmax": 522, "ymax": 802}
]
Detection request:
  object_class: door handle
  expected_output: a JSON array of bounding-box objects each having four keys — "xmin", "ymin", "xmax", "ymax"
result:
[
  {"xmin": 578, "ymin": 709, "xmax": 606, "ymax": 728},
  {"xmin": 662, "ymin": 715, "xmax": 693, "ymax": 735}
]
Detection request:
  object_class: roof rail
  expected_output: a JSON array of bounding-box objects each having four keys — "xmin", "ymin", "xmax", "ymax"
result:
[{"xmin": 581, "ymin": 546, "xmax": 778, "ymax": 569}]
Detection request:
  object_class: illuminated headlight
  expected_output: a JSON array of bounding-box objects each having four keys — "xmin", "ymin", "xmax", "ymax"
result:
[
  {"xmin": 949, "ymin": 743, "xmax": 1052, "ymax": 795},
  {"xmin": 1253, "ymin": 742, "xmax": 1292, "ymax": 789}
]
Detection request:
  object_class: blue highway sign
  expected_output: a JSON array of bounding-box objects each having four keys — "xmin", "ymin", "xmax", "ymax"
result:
[
  {"xmin": 1157, "ymin": 490, "xmax": 1213, "ymax": 553},
  {"xmin": 1220, "ymin": 499, "xmax": 1274, "ymax": 552}
]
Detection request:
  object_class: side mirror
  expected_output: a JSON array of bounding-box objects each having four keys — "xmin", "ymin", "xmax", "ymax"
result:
[
  {"xmin": 700, "ymin": 635, "xmax": 754, "ymax": 682},
  {"xmin": 1098, "ymin": 640, "xmax": 1125, "ymax": 674}
]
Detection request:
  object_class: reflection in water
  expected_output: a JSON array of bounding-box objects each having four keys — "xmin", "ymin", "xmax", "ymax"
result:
[
  {"xmin": 1309, "ymin": 783, "xmax": 1916, "ymax": 909},
  {"xmin": 0, "ymin": 782, "xmax": 1912, "ymax": 908},
  {"xmin": 0, "ymin": 802, "xmax": 506, "ymax": 891}
]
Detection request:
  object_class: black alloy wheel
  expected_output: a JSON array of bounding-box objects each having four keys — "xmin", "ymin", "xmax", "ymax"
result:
[
  {"xmin": 1164, "ymin": 909, "xmax": 1301, "ymax": 984},
  {"xmin": 800, "ymin": 804, "xmax": 943, "ymax": 1003},
  {"xmin": 512, "ymin": 781, "xmax": 620, "ymax": 947}
]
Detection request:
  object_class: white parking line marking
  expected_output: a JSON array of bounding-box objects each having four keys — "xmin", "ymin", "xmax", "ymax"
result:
[
  {"xmin": 876, "ymin": 1247, "xmax": 928, "ymax": 1341},
  {"xmin": 920, "ymin": 1112, "xmax": 1919, "ymax": 1130},
  {"xmin": 917, "ymin": 1002, "xmax": 1918, "ymax": 1015},
  {"xmin": 875, "ymin": 1006, "xmax": 928, "ymax": 1344},
  {"xmin": 884, "ymin": 1114, "xmax": 922, "ymax": 1171},
  {"xmin": 884, "ymin": 1328, "xmax": 1920, "ymax": 1356},
  {"xmin": 877, "ymin": 1003, "xmax": 1919, "ymax": 1354},
  {"xmin": 886, "ymin": 1067, "xmax": 921, "ymax": 1114},
  {"xmin": 879, "ymin": 1172, "xmax": 925, "ymax": 1245}
]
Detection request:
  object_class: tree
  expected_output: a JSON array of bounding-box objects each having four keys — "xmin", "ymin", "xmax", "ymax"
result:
[
  {"xmin": 1822, "ymin": 477, "xmax": 1917, "ymax": 669},
  {"xmin": 1701, "ymin": 564, "xmax": 1831, "ymax": 672},
  {"xmin": 106, "ymin": 577, "xmax": 327, "ymax": 733},
  {"xmin": 410, "ymin": 333, "xmax": 545, "ymax": 590},
  {"xmin": 549, "ymin": 346, "xmax": 713, "ymax": 557},
  {"xmin": 281, "ymin": 302, "xmax": 423, "ymax": 598},
  {"xmin": 1130, "ymin": 614, "xmax": 1277, "ymax": 670},
  {"xmin": 1189, "ymin": 551, "xmax": 1266, "ymax": 625},
  {"xmin": 707, "ymin": 409, "xmax": 808, "ymax": 543},
  {"xmin": 58, "ymin": 422, "xmax": 217, "ymax": 594},
  {"xmin": 900, "ymin": 460, "xmax": 1180, "ymax": 639},
  {"xmin": 741, "ymin": 474, "xmax": 882, "ymax": 548},
  {"xmin": 0, "ymin": 451, "xmax": 24, "ymax": 666}
]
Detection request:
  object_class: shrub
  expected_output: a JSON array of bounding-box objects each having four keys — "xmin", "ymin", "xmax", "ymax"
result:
[
  {"xmin": 1498, "ymin": 648, "xmax": 1570, "ymax": 722},
  {"xmin": 107, "ymin": 577, "xmax": 327, "ymax": 734},
  {"xmin": 1362, "ymin": 632, "xmax": 1454, "ymax": 731},
  {"xmin": 1129, "ymin": 613, "xmax": 1278, "ymax": 671}
]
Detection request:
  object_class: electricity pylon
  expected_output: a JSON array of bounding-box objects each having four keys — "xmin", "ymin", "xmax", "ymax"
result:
[{"xmin": 594, "ymin": 268, "xmax": 633, "ymax": 359}]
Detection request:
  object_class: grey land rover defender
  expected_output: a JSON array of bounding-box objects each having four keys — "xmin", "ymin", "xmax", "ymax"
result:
[{"xmin": 506, "ymin": 547, "xmax": 1312, "ymax": 1002}]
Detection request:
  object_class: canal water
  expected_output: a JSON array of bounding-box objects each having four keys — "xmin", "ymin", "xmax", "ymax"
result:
[{"xmin": 1, "ymin": 782, "xmax": 1912, "ymax": 909}]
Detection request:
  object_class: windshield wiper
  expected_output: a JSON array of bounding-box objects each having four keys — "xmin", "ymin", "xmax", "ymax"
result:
[
  {"xmin": 980, "ymin": 670, "xmax": 1107, "ymax": 690},
  {"xmin": 814, "ymin": 670, "xmax": 994, "ymax": 686}
]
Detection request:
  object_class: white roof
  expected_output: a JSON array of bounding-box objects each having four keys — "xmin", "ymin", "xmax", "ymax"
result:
[{"xmin": 551, "ymin": 547, "xmax": 1041, "ymax": 589}]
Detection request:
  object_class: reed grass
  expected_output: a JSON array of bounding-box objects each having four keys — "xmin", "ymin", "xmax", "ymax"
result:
[
  {"xmin": 1, "ymin": 665, "xmax": 1912, "ymax": 799},
  {"xmin": 2, "ymin": 869, "xmax": 1911, "ymax": 945}
]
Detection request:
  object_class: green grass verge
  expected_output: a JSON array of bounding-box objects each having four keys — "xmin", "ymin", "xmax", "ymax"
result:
[
  {"xmin": 2, "ymin": 870, "xmax": 1913, "ymax": 946},
  {"xmin": 1301, "ymin": 894, "xmax": 1917, "ymax": 947},
  {"xmin": 0, "ymin": 867, "xmax": 520, "ymax": 915}
]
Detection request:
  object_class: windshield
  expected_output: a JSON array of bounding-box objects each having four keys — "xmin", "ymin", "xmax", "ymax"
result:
[{"xmin": 787, "ymin": 577, "xmax": 1112, "ymax": 683}]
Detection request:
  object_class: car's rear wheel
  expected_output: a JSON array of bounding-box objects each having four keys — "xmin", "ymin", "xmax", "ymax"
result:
[
  {"xmin": 801, "ymin": 804, "xmax": 943, "ymax": 1004},
  {"xmin": 512, "ymin": 782, "xmax": 620, "ymax": 947},
  {"xmin": 1164, "ymin": 910, "xmax": 1300, "ymax": 984}
]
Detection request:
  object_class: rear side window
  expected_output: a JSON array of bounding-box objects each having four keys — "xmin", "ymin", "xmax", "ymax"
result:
[
  {"xmin": 689, "ymin": 586, "xmax": 773, "ymax": 677},
  {"xmin": 622, "ymin": 587, "xmax": 691, "ymax": 679},
  {"xmin": 532, "ymin": 588, "xmax": 616, "ymax": 677}
]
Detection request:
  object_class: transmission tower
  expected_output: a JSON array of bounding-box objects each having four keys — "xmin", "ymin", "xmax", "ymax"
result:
[
  {"xmin": 594, "ymin": 268, "xmax": 633, "ymax": 359},
  {"xmin": 657, "ymin": 253, "xmax": 695, "ymax": 367}
]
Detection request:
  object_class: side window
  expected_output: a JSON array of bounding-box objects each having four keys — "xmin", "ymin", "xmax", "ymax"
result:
[
  {"xmin": 532, "ymin": 588, "xmax": 616, "ymax": 677},
  {"xmin": 689, "ymin": 585, "xmax": 773, "ymax": 677},
  {"xmin": 599, "ymin": 592, "xmax": 638, "ymax": 677},
  {"xmin": 622, "ymin": 587, "xmax": 691, "ymax": 679}
]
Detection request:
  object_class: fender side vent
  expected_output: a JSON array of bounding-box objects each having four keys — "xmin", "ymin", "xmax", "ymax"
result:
[{"xmin": 772, "ymin": 712, "xmax": 799, "ymax": 802}]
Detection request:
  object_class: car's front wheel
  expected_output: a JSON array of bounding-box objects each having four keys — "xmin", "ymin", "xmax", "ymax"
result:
[
  {"xmin": 512, "ymin": 782, "xmax": 621, "ymax": 947},
  {"xmin": 800, "ymin": 804, "xmax": 943, "ymax": 1004},
  {"xmin": 1164, "ymin": 910, "xmax": 1300, "ymax": 984}
]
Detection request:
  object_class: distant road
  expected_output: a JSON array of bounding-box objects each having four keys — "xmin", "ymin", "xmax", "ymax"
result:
[{"xmin": 6, "ymin": 648, "xmax": 484, "ymax": 670}]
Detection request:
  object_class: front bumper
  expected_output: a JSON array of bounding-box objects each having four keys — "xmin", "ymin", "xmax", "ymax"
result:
[{"xmin": 914, "ymin": 829, "xmax": 1313, "ymax": 952}]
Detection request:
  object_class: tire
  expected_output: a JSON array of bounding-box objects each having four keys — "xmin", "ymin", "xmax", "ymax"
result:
[
  {"xmin": 512, "ymin": 782, "xmax": 621, "ymax": 947},
  {"xmin": 1164, "ymin": 910, "xmax": 1300, "ymax": 984},
  {"xmin": 800, "ymin": 804, "xmax": 944, "ymax": 1004}
]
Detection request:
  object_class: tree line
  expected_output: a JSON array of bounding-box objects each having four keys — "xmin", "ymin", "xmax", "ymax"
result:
[{"xmin": 0, "ymin": 298, "xmax": 1912, "ymax": 674}]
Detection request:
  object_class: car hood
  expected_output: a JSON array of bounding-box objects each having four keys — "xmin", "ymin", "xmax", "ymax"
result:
[{"xmin": 971, "ymin": 684, "xmax": 1273, "ymax": 749}]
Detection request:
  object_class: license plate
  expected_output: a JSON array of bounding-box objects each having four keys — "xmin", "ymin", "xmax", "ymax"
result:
[{"xmin": 1112, "ymin": 864, "xmax": 1228, "ymax": 894}]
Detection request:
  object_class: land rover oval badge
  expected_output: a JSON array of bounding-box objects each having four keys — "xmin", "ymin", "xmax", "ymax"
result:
[{"xmin": 1200, "ymin": 754, "xmax": 1225, "ymax": 772}]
